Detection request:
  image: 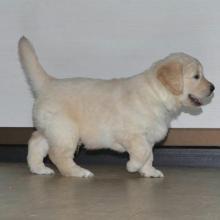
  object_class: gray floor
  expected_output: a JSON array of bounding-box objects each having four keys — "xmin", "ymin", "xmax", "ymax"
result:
[{"xmin": 0, "ymin": 163, "xmax": 220, "ymax": 220}]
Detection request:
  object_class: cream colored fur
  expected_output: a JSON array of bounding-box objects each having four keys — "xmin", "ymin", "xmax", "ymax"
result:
[{"xmin": 18, "ymin": 37, "xmax": 214, "ymax": 178}]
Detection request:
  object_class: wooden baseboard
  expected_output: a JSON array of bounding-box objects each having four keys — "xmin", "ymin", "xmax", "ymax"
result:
[
  {"xmin": 162, "ymin": 128, "xmax": 220, "ymax": 147},
  {"xmin": 0, "ymin": 127, "xmax": 219, "ymax": 146},
  {"xmin": 0, "ymin": 128, "xmax": 35, "ymax": 145}
]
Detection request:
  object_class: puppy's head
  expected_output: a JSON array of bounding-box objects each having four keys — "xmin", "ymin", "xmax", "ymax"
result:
[{"xmin": 156, "ymin": 53, "xmax": 214, "ymax": 108}]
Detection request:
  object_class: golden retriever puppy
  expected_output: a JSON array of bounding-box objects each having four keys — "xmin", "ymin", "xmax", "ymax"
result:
[{"xmin": 18, "ymin": 37, "xmax": 214, "ymax": 178}]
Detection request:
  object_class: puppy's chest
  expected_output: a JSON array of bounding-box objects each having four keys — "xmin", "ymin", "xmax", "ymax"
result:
[{"xmin": 144, "ymin": 120, "xmax": 169, "ymax": 144}]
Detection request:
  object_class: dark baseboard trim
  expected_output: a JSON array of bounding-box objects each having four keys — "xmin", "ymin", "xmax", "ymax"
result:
[
  {"xmin": 154, "ymin": 148, "xmax": 220, "ymax": 168},
  {"xmin": 78, "ymin": 148, "xmax": 220, "ymax": 168},
  {"xmin": 0, "ymin": 127, "xmax": 219, "ymax": 146},
  {"xmin": 1, "ymin": 146, "xmax": 220, "ymax": 168}
]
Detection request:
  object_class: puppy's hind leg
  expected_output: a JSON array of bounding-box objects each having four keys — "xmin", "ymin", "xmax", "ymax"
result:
[
  {"xmin": 45, "ymin": 116, "xmax": 94, "ymax": 178},
  {"xmin": 27, "ymin": 131, "xmax": 55, "ymax": 175}
]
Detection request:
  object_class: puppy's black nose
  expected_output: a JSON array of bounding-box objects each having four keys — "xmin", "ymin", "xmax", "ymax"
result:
[{"xmin": 210, "ymin": 83, "xmax": 215, "ymax": 93}]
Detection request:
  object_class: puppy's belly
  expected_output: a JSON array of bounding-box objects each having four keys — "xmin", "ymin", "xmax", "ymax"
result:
[
  {"xmin": 80, "ymin": 130, "xmax": 125, "ymax": 152},
  {"xmin": 84, "ymin": 141, "xmax": 125, "ymax": 152}
]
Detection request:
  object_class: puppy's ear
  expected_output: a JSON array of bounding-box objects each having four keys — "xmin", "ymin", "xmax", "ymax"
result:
[{"xmin": 157, "ymin": 62, "xmax": 183, "ymax": 95}]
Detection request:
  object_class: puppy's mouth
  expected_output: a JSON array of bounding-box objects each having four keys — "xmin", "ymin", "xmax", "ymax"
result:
[{"xmin": 188, "ymin": 94, "xmax": 203, "ymax": 106}]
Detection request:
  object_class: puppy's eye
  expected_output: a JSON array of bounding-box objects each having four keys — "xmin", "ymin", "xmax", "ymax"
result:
[{"xmin": 193, "ymin": 74, "xmax": 200, "ymax": 80}]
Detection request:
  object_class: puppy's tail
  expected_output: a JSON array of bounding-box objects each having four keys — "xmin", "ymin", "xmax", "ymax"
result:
[{"xmin": 18, "ymin": 36, "xmax": 54, "ymax": 97}]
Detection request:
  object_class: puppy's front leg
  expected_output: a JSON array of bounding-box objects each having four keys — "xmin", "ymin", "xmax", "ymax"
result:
[
  {"xmin": 139, "ymin": 151, "xmax": 164, "ymax": 178},
  {"xmin": 126, "ymin": 135, "xmax": 152, "ymax": 173}
]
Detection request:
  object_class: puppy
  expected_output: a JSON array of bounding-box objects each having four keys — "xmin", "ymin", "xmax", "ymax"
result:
[{"xmin": 18, "ymin": 37, "xmax": 214, "ymax": 178}]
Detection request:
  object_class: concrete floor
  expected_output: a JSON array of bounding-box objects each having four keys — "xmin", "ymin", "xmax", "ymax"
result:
[{"xmin": 0, "ymin": 163, "xmax": 220, "ymax": 220}]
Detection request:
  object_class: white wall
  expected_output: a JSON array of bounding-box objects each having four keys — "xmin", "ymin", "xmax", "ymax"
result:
[{"xmin": 0, "ymin": 0, "xmax": 219, "ymax": 127}]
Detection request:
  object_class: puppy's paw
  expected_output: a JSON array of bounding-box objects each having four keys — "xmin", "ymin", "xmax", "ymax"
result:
[
  {"xmin": 140, "ymin": 167, "xmax": 164, "ymax": 178},
  {"xmin": 63, "ymin": 167, "xmax": 94, "ymax": 178},
  {"xmin": 30, "ymin": 166, "xmax": 55, "ymax": 175},
  {"xmin": 78, "ymin": 168, "xmax": 94, "ymax": 178}
]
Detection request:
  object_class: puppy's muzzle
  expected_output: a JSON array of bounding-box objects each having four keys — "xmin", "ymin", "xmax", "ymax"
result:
[{"xmin": 210, "ymin": 83, "xmax": 215, "ymax": 93}]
